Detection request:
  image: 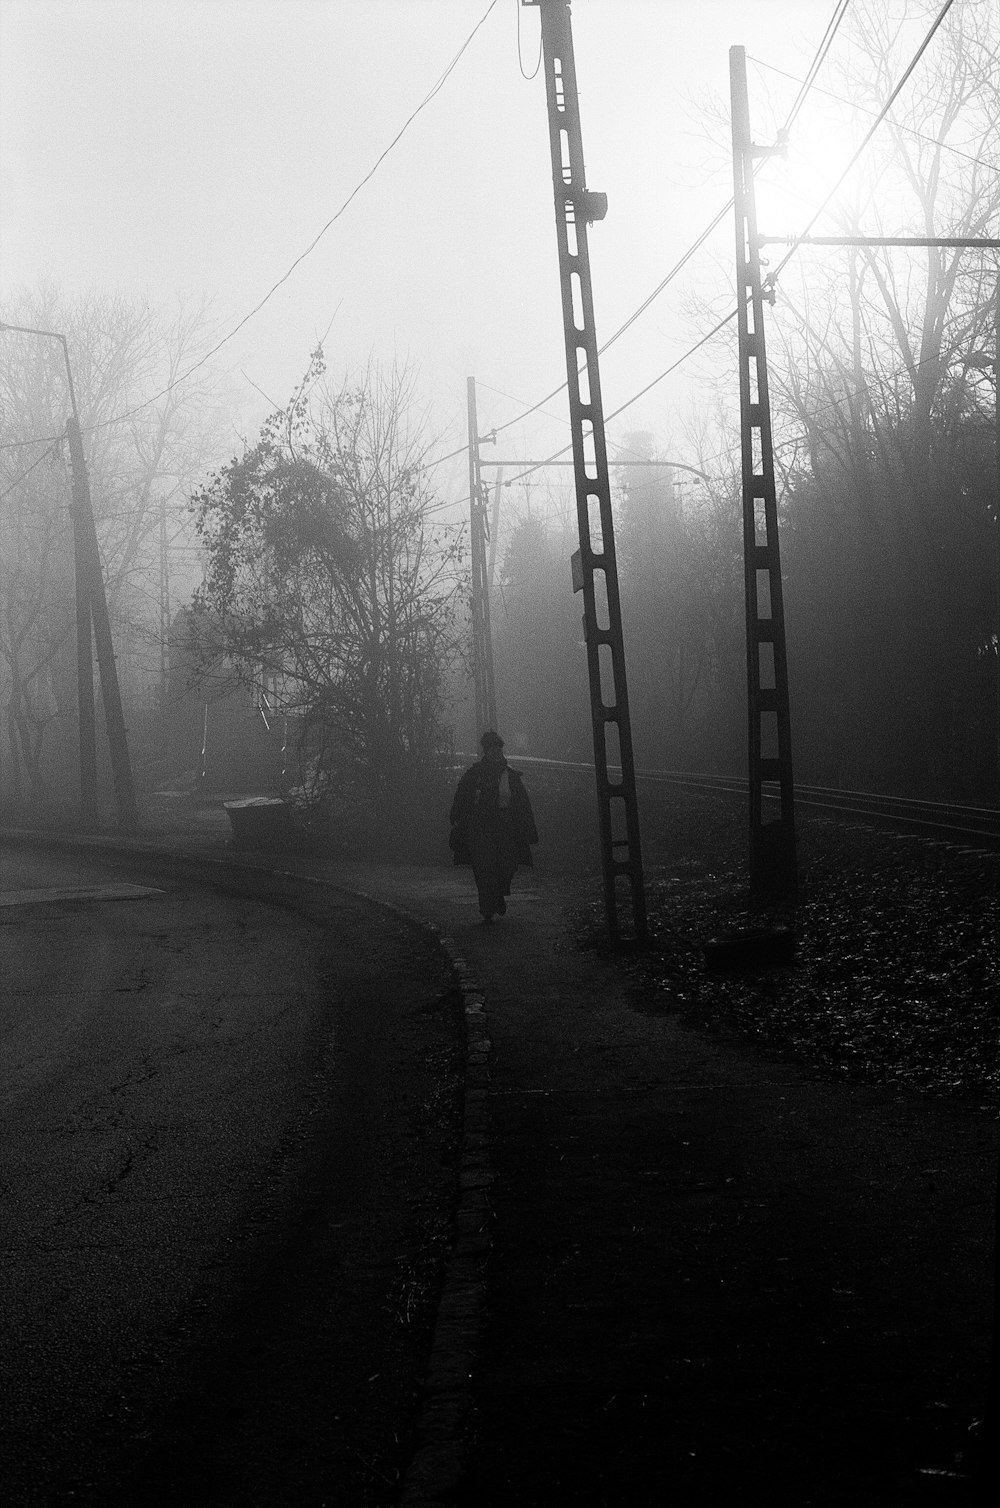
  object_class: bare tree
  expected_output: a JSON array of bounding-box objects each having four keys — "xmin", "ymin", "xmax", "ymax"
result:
[
  {"xmin": 0, "ymin": 286, "xmax": 229, "ymax": 810},
  {"xmin": 673, "ymin": 0, "xmax": 999, "ymax": 791}
]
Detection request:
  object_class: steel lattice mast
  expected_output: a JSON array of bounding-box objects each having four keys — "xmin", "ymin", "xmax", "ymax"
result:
[
  {"xmin": 526, "ymin": 0, "xmax": 646, "ymax": 945},
  {"xmin": 731, "ymin": 45, "xmax": 797, "ymax": 894}
]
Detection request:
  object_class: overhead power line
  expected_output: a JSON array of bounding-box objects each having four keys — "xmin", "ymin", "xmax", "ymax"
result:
[
  {"xmin": 768, "ymin": 0, "xmax": 959, "ymax": 286},
  {"xmin": 502, "ymin": 307, "xmax": 740, "ymax": 488},
  {"xmin": 748, "ymin": 54, "xmax": 999, "ymax": 171},
  {"xmin": 1, "ymin": 431, "xmax": 64, "ymax": 452},
  {"xmin": 0, "ymin": 438, "xmax": 63, "ymax": 501},
  {"xmin": 482, "ymin": 0, "xmax": 852, "ymax": 447},
  {"xmin": 501, "ymin": 0, "xmax": 960, "ymax": 490},
  {"xmin": 7, "ymin": 0, "xmax": 501, "ymax": 446},
  {"xmin": 780, "ymin": 0, "xmax": 852, "ymax": 132}
]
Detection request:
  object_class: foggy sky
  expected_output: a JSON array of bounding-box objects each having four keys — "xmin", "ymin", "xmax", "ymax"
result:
[{"xmin": 1, "ymin": 0, "xmax": 887, "ymax": 495}]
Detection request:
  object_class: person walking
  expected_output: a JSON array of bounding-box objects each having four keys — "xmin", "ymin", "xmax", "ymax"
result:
[{"xmin": 449, "ymin": 731, "xmax": 538, "ymax": 922}]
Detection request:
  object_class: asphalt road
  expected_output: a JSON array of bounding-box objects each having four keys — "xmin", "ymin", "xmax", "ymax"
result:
[{"xmin": 1, "ymin": 844, "xmax": 461, "ymax": 1507}]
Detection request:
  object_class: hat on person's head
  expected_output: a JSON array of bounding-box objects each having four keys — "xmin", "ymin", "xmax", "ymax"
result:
[{"xmin": 480, "ymin": 730, "xmax": 504, "ymax": 750}]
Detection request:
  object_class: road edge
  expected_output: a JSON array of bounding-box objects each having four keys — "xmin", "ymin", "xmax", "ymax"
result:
[
  {"xmin": 1, "ymin": 829, "xmax": 492, "ymax": 1508},
  {"xmin": 337, "ymin": 890, "xmax": 492, "ymax": 1508}
]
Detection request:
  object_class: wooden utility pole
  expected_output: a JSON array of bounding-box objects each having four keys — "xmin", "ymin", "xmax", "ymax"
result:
[{"xmin": 527, "ymin": 0, "xmax": 646, "ymax": 945}]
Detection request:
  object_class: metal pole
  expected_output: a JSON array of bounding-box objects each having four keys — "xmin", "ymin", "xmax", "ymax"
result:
[
  {"xmin": 67, "ymin": 430, "xmax": 99, "ymax": 825},
  {"xmin": 746, "ymin": 240, "xmax": 999, "ymax": 800},
  {"xmin": 467, "ymin": 377, "xmax": 498, "ymax": 735},
  {"xmin": 990, "ymin": 281, "xmax": 1000, "ymax": 1491},
  {"xmin": 159, "ymin": 495, "xmax": 170, "ymax": 705},
  {"xmin": 65, "ymin": 415, "xmax": 139, "ymax": 830},
  {"xmin": 480, "ymin": 459, "xmax": 711, "ymax": 477},
  {"xmin": 528, "ymin": 0, "xmax": 646, "ymax": 945},
  {"xmin": 0, "ymin": 321, "xmax": 98, "ymax": 823},
  {"xmin": 487, "ymin": 467, "xmax": 504, "ymax": 593},
  {"xmin": 994, "ymin": 282, "xmax": 1000, "ymax": 805},
  {"xmin": 758, "ymin": 235, "xmax": 1000, "ymax": 249},
  {"xmin": 731, "ymin": 44, "xmax": 797, "ymax": 895},
  {"xmin": 56, "ymin": 338, "xmax": 104, "ymax": 825},
  {"xmin": 60, "ymin": 328, "xmax": 98, "ymax": 824}
]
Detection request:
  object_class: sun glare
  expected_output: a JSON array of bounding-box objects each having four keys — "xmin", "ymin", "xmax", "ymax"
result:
[{"xmin": 754, "ymin": 119, "xmax": 868, "ymax": 241}]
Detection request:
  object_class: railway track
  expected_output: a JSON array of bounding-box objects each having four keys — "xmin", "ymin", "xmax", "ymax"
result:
[{"xmin": 486, "ymin": 754, "xmax": 1000, "ymax": 852}]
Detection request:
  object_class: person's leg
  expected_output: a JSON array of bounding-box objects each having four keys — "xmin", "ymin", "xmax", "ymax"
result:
[{"xmin": 470, "ymin": 823, "xmax": 502, "ymax": 920}]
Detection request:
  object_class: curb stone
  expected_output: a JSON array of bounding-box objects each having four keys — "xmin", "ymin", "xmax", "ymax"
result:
[{"xmin": 293, "ymin": 871, "xmax": 492, "ymax": 1506}]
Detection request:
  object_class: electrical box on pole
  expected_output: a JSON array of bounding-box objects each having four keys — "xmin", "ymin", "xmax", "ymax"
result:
[
  {"xmin": 730, "ymin": 44, "xmax": 797, "ymax": 895},
  {"xmin": 526, "ymin": 0, "xmax": 646, "ymax": 945},
  {"xmin": 467, "ymin": 377, "xmax": 498, "ymax": 736}
]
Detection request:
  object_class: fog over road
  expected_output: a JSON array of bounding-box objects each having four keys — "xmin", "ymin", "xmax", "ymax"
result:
[{"xmin": 0, "ymin": 844, "xmax": 460, "ymax": 1506}]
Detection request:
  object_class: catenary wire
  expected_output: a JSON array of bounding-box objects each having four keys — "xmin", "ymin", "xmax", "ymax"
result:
[
  {"xmin": 499, "ymin": 0, "xmax": 960, "ymax": 489},
  {"xmin": 780, "ymin": 0, "xmax": 852, "ymax": 131},
  {"xmin": 748, "ymin": 54, "xmax": 998, "ymax": 172},
  {"xmin": 479, "ymin": 0, "xmax": 853, "ymax": 447},
  {"xmin": 768, "ymin": 0, "xmax": 959, "ymax": 286},
  {"xmin": 501, "ymin": 307, "xmax": 740, "ymax": 487}
]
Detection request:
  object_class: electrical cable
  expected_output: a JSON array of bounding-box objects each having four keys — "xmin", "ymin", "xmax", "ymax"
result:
[
  {"xmin": 482, "ymin": 0, "xmax": 853, "ymax": 446},
  {"xmin": 3, "ymin": 0, "xmax": 844, "ymax": 469},
  {"xmin": 478, "ymin": 380, "xmax": 568, "ymax": 429},
  {"xmin": 0, "ymin": 427, "xmax": 64, "ymax": 451},
  {"xmin": 516, "ymin": 0, "xmax": 542, "ymax": 81},
  {"xmin": 501, "ymin": 0, "xmax": 960, "ymax": 490},
  {"xmin": 419, "ymin": 0, "xmax": 849, "ymax": 483},
  {"xmin": 781, "ymin": 0, "xmax": 852, "ymax": 132},
  {"xmin": 748, "ymin": 54, "xmax": 999, "ymax": 171},
  {"xmin": 12, "ymin": 0, "xmax": 502, "ymax": 444},
  {"xmin": 501, "ymin": 306, "xmax": 740, "ymax": 487},
  {"xmin": 768, "ymin": 0, "xmax": 960, "ymax": 287},
  {"xmin": 0, "ymin": 438, "xmax": 63, "ymax": 501}
]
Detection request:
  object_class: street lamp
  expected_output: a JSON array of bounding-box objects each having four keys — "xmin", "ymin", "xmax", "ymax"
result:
[{"xmin": 0, "ymin": 321, "xmax": 137, "ymax": 828}]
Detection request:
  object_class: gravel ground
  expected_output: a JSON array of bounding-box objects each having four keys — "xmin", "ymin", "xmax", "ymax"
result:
[{"xmin": 574, "ymin": 787, "xmax": 1000, "ymax": 1100}]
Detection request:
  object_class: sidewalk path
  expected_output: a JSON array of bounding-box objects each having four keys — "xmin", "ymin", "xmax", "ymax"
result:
[{"xmin": 307, "ymin": 857, "xmax": 995, "ymax": 1507}]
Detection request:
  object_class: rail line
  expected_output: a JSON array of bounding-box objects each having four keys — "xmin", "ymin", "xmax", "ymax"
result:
[{"xmin": 484, "ymin": 754, "xmax": 1000, "ymax": 852}]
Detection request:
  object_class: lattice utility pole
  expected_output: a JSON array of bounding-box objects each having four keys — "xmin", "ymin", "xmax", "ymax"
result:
[
  {"xmin": 467, "ymin": 377, "xmax": 497, "ymax": 736},
  {"xmin": 527, "ymin": 0, "xmax": 646, "ymax": 945},
  {"xmin": 730, "ymin": 45, "xmax": 797, "ymax": 895}
]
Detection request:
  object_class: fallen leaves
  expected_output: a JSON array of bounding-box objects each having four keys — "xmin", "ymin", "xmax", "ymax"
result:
[{"xmin": 581, "ymin": 797, "xmax": 1000, "ymax": 1097}]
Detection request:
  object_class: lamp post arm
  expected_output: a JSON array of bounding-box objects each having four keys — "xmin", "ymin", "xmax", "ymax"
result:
[
  {"xmin": 56, "ymin": 334, "xmax": 80, "ymax": 427},
  {"xmin": 0, "ymin": 320, "xmax": 81, "ymax": 424}
]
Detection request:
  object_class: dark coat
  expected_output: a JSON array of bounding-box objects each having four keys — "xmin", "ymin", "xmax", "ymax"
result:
[{"xmin": 449, "ymin": 759, "xmax": 538, "ymax": 868}]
